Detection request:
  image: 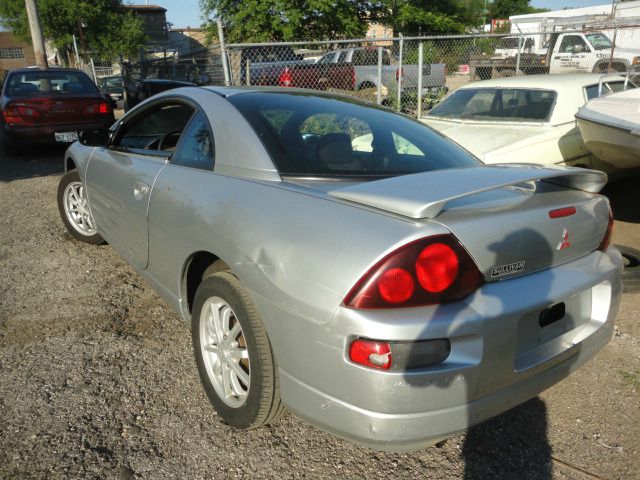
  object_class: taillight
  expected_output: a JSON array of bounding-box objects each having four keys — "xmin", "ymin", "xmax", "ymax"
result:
[
  {"xmin": 83, "ymin": 102, "xmax": 110, "ymax": 114},
  {"xmin": 279, "ymin": 67, "xmax": 292, "ymax": 87},
  {"xmin": 598, "ymin": 204, "xmax": 614, "ymax": 251},
  {"xmin": 344, "ymin": 235, "xmax": 483, "ymax": 309},
  {"xmin": 2, "ymin": 105, "xmax": 40, "ymax": 125},
  {"xmin": 395, "ymin": 67, "xmax": 404, "ymax": 81},
  {"xmin": 351, "ymin": 67, "xmax": 355, "ymax": 90},
  {"xmin": 349, "ymin": 338, "xmax": 451, "ymax": 370},
  {"xmin": 349, "ymin": 339, "xmax": 391, "ymax": 370}
]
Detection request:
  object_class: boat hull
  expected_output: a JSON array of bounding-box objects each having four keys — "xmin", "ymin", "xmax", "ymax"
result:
[{"xmin": 577, "ymin": 116, "xmax": 640, "ymax": 170}]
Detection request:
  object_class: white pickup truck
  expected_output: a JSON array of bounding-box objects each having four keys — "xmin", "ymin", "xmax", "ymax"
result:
[
  {"xmin": 471, "ymin": 30, "xmax": 640, "ymax": 80},
  {"xmin": 317, "ymin": 47, "xmax": 446, "ymax": 94}
]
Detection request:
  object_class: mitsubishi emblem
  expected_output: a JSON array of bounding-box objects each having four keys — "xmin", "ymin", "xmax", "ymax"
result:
[{"xmin": 557, "ymin": 228, "xmax": 570, "ymax": 251}]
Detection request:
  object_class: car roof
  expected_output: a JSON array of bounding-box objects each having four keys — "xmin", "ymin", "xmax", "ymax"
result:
[
  {"xmin": 6, "ymin": 67, "xmax": 89, "ymax": 75},
  {"xmin": 458, "ymin": 73, "xmax": 626, "ymax": 90},
  {"xmin": 456, "ymin": 73, "xmax": 629, "ymax": 125}
]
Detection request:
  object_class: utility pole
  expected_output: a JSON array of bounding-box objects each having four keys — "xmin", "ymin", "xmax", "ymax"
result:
[{"xmin": 25, "ymin": 0, "xmax": 48, "ymax": 69}]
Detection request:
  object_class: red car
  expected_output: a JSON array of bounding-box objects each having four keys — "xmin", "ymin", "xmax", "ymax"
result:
[{"xmin": 1, "ymin": 68, "xmax": 115, "ymax": 155}]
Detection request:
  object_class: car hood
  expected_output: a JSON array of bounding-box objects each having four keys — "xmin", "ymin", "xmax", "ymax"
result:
[{"xmin": 422, "ymin": 118, "xmax": 550, "ymax": 159}]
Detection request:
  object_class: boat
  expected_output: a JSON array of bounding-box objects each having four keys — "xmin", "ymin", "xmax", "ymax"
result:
[{"xmin": 576, "ymin": 87, "xmax": 640, "ymax": 170}]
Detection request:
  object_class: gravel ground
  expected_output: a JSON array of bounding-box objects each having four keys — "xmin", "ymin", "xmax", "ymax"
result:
[{"xmin": 0, "ymin": 147, "xmax": 638, "ymax": 480}]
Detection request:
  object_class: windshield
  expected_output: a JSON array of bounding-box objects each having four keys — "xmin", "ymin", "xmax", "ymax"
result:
[
  {"xmin": 428, "ymin": 88, "xmax": 556, "ymax": 122},
  {"xmin": 497, "ymin": 37, "xmax": 519, "ymax": 49},
  {"xmin": 586, "ymin": 33, "xmax": 612, "ymax": 50},
  {"xmin": 5, "ymin": 70, "xmax": 98, "ymax": 95},
  {"xmin": 229, "ymin": 92, "xmax": 479, "ymax": 177}
]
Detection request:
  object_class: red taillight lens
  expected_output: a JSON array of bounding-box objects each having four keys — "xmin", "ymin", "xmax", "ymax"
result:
[
  {"xmin": 344, "ymin": 235, "xmax": 483, "ymax": 309},
  {"xmin": 416, "ymin": 243, "xmax": 459, "ymax": 293},
  {"xmin": 279, "ymin": 67, "xmax": 292, "ymax": 87},
  {"xmin": 349, "ymin": 339, "xmax": 391, "ymax": 370},
  {"xmin": 2, "ymin": 105, "xmax": 40, "ymax": 125},
  {"xmin": 395, "ymin": 68, "xmax": 404, "ymax": 81},
  {"xmin": 598, "ymin": 205, "xmax": 614, "ymax": 251},
  {"xmin": 83, "ymin": 102, "xmax": 109, "ymax": 114},
  {"xmin": 378, "ymin": 268, "xmax": 414, "ymax": 303}
]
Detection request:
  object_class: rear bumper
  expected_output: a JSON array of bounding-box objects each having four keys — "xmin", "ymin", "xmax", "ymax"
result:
[
  {"xmin": 275, "ymin": 248, "xmax": 623, "ymax": 451},
  {"xmin": 4, "ymin": 118, "xmax": 114, "ymax": 145}
]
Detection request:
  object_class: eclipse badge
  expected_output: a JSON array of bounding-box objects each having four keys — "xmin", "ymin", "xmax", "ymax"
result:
[{"xmin": 491, "ymin": 261, "xmax": 526, "ymax": 278}]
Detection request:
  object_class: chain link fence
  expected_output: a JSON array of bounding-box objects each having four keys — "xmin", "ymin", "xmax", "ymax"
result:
[{"xmin": 120, "ymin": 22, "xmax": 640, "ymax": 116}]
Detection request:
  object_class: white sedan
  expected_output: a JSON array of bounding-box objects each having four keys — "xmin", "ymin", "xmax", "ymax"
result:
[{"xmin": 421, "ymin": 74, "xmax": 634, "ymax": 174}]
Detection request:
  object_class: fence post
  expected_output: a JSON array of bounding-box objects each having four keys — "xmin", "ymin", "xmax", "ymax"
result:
[
  {"xmin": 246, "ymin": 59, "xmax": 251, "ymax": 86},
  {"xmin": 90, "ymin": 57, "xmax": 97, "ymax": 83},
  {"xmin": 72, "ymin": 34, "xmax": 81, "ymax": 67},
  {"xmin": 516, "ymin": 31, "xmax": 522, "ymax": 76},
  {"xmin": 377, "ymin": 46, "xmax": 383, "ymax": 105},
  {"xmin": 217, "ymin": 17, "xmax": 231, "ymax": 86},
  {"xmin": 397, "ymin": 34, "xmax": 403, "ymax": 112},
  {"xmin": 417, "ymin": 42, "xmax": 423, "ymax": 119}
]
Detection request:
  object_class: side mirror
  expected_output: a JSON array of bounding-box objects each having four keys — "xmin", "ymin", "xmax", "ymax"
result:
[
  {"xmin": 574, "ymin": 44, "xmax": 584, "ymax": 53},
  {"xmin": 79, "ymin": 129, "xmax": 111, "ymax": 147}
]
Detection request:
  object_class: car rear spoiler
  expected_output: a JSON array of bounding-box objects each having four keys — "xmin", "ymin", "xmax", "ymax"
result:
[{"xmin": 328, "ymin": 164, "xmax": 607, "ymax": 219}]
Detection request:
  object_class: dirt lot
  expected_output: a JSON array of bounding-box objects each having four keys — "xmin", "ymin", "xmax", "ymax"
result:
[{"xmin": 0, "ymin": 147, "xmax": 638, "ymax": 480}]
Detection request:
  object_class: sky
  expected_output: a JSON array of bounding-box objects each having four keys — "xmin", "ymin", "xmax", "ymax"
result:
[{"xmin": 154, "ymin": 0, "xmax": 619, "ymax": 29}]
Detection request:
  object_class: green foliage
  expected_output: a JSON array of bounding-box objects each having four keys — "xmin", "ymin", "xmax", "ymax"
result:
[
  {"xmin": 0, "ymin": 0, "xmax": 145, "ymax": 62},
  {"xmin": 200, "ymin": 0, "xmax": 370, "ymax": 42},
  {"xmin": 201, "ymin": 0, "xmax": 489, "ymax": 42},
  {"xmin": 374, "ymin": 0, "xmax": 487, "ymax": 36},
  {"xmin": 489, "ymin": 0, "xmax": 548, "ymax": 19}
]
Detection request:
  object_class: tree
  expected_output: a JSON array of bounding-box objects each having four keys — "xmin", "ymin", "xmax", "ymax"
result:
[
  {"xmin": 374, "ymin": 0, "xmax": 487, "ymax": 36},
  {"xmin": 0, "ymin": 0, "xmax": 145, "ymax": 62},
  {"xmin": 489, "ymin": 0, "xmax": 548, "ymax": 19},
  {"xmin": 200, "ymin": 0, "xmax": 372, "ymax": 42}
]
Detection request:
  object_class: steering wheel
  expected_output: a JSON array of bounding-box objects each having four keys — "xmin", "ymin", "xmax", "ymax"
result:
[{"xmin": 158, "ymin": 130, "xmax": 182, "ymax": 151}]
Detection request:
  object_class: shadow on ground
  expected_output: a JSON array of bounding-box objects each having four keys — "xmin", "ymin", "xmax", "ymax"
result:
[
  {"xmin": 0, "ymin": 144, "xmax": 66, "ymax": 182},
  {"xmin": 463, "ymin": 397, "xmax": 552, "ymax": 479},
  {"xmin": 602, "ymin": 172, "xmax": 640, "ymax": 224}
]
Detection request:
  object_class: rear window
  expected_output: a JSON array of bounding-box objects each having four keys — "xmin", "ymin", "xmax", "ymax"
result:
[
  {"xmin": 428, "ymin": 88, "xmax": 556, "ymax": 122},
  {"xmin": 584, "ymin": 80, "xmax": 637, "ymax": 101},
  {"xmin": 228, "ymin": 92, "xmax": 479, "ymax": 177},
  {"xmin": 5, "ymin": 70, "xmax": 98, "ymax": 96}
]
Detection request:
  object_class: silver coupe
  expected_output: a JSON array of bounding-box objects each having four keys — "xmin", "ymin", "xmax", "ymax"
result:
[{"xmin": 57, "ymin": 86, "xmax": 622, "ymax": 451}]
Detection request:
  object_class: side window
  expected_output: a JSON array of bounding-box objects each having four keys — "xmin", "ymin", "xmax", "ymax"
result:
[
  {"xmin": 338, "ymin": 51, "xmax": 348, "ymax": 63},
  {"xmin": 115, "ymin": 103, "xmax": 194, "ymax": 152},
  {"xmin": 171, "ymin": 111, "xmax": 214, "ymax": 170},
  {"xmin": 318, "ymin": 53, "xmax": 334, "ymax": 64},
  {"xmin": 392, "ymin": 132, "xmax": 424, "ymax": 155},
  {"xmin": 559, "ymin": 35, "xmax": 588, "ymax": 54}
]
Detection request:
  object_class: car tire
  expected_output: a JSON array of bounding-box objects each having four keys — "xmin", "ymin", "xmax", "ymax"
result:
[
  {"xmin": 615, "ymin": 244, "xmax": 640, "ymax": 293},
  {"xmin": 192, "ymin": 271, "xmax": 285, "ymax": 429},
  {"xmin": 57, "ymin": 170, "xmax": 105, "ymax": 245}
]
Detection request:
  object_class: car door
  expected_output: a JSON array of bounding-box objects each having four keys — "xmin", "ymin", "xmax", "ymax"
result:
[
  {"xmin": 550, "ymin": 35, "xmax": 591, "ymax": 74},
  {"xmin": 146, "ymin": 109, "xmax": 216, "ymax": 285},
  {"xmin": 85, "ymin": 99, "xmax": 195, "ymax": 270}
]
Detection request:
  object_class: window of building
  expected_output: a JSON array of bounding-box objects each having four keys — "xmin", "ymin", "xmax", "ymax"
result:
[{"xmin": 0, "ymin": 47, "xmax": 25, "ymax": 60}]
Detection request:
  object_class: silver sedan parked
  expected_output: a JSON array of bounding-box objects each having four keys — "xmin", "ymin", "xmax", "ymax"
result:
[{"xmin": 57, "ymin": 86, "xmax": 622, "ymax": 451}]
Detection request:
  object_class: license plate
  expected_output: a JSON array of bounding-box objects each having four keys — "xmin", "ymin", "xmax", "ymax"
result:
[{"xmin": 54, "ymin": 131, "xmax": 78, "ymax": 143}]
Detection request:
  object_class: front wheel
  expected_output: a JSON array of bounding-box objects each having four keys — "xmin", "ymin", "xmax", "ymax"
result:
[
  {"xmin": 192, "ymin": 271, "xmax": 284, "ymax": 429},
  {"xmin": 57, "ymin": 170, "xmax": 105, "ymax": 245}
]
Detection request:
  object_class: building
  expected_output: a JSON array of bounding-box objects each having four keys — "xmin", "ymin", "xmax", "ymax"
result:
[
  {"xmin": 0, "ymin": 31, "xmax": 36, "ymax": 72},
  {"xmin": 509, "ymin": 1, "xmax": 640, "ymax": 50},
  {"xmin": 124, "ymin": 4, "xmax": 169, "ymax": 43}
]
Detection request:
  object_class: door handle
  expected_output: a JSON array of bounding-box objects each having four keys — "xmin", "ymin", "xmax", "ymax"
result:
[{"xmin": 133, "ymin": 181, "xmax": 150, "ymax": 200}]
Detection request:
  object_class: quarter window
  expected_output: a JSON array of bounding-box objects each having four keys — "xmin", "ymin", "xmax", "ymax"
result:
[{"xmin": 172, "ymin": 111, "xmax": 215, "ymax": 170}]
